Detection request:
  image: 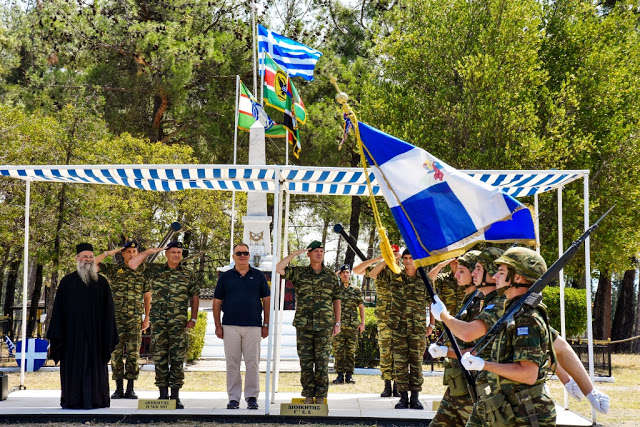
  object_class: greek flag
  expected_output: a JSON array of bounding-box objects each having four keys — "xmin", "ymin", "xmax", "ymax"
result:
[
  {"xmin": 4, "ymin": 335, "xmax": 15, "ymax": 357},
  {"xmin": 359, "ymin": 122, "xmax": 536, "ymax": 266},
  {"xmin": 258, "ymin": 24, "xmax": 322, "ymax": 81}
]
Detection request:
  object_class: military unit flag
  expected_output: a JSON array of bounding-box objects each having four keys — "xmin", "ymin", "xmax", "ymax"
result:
[
  {"xmin": 281, "ymin": 76, "xmax": 302, "ymax": 158},
  {"xmin": 262, "ymin": 53, "xmax": 306, "ymax": 124},
  {"xmin": 358, "ymin": 122, "xmax": 536, "ymax": 266},
  {"xmin": 237, "ymin": 81, "xmax": 287, "ymax": 138},
  {"xmin": 258, "ymin": 24, "xmax": 322, "ymax": 81}
]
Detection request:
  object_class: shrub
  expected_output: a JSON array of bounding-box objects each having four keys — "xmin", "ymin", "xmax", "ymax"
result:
[
  {"xmin": 355, "ymin": 307, "xmax": 380, "ymax": 368},
  {"xmin": 186, "ymin": 310, "xmax": 208, "ymax": 362},
  {"xmin": 542, "ymin": 286, "xmax": 587, "ymax": 338}
]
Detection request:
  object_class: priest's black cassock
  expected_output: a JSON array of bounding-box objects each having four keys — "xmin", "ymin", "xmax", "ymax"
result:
[{"xmin": 47, "ymin": 271, "xmax": 118, "ymax": 409}]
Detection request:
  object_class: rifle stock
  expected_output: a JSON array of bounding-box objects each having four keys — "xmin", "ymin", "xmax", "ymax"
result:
[{"xmin": 333, "ymin": 223, "xmax": 368, "ymax": 262}]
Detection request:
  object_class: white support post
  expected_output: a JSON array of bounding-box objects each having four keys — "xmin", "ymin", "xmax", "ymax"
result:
[
  {"xmin": 19, "ymin": 179, "xmax": 31, "ymax": 388},
  {"xmin": 558, "ymin": 186, "xmax": 568, "ymax": 409},
  {"xmin": 230, "ymin": 75, "xmax": 240, "ymax": 262},
  {"xmin": 264, "ymin": 174, "xmax": 281, "ymax": 415},
  {"xmin": 271, "ymin": 186, "xmax": 284, "ymax": 400},
  {"xmin": 583, "ymin": 175, "xmax": 596, "ymax": 424},
  {"xmin": 274, "ymin": 190, "xmax": 291, "ymax": 392},
  {"xmin": 534, "ymin": 193, "xmax": 540, "ymax": 253}
]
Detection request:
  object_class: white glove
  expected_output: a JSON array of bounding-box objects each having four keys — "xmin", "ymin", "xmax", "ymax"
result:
[
  {"xmin": 461, "ymin": 352, "xmax": 485, "ymax": 371},
  {"xmin": 428, "ymin": 343, "xmax": 449, "ymax": 358},
  {"xmin": 563, "ymin": 378, "xmax": 584, "ymax": 401},
  {"xmin": 586, "ymin": 389, "xmax": 610, "ymax": 414},
  {"xmin": 430, "ymin": 295, "xmax": 449, "ymax": 321}
]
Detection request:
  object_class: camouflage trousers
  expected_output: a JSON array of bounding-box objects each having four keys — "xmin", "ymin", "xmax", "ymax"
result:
[
  {"xmin": 467, "ymin": 386, "xmax": 556, "ymax": 427},
  {"xmin": 377, "ymin": 319, "xmax": 393, "ymax": 380},
  {"xmin": 111, "ymin": 317, "xmax": 142, "ymax": 381},
  {"xmin": 332, "ymin": 327, "xmax": 358, "ymax": 373},
  {"xmin": 151, "ymin": 321, "xmax": 188, "ymax": 388},
  {"xmin": 391, "ymin": 324, "xmax": 427, "ymax": 392},
  {"xmin": 430, "ymin": 388, "xmax": 474, "ymax": 426},
  {"xmin": 296, "ymin": 328, "xmax": 332, "ymax": 398}
]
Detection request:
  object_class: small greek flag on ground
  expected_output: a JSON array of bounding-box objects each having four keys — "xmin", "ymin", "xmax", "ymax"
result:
[
  {"xmin": 4, "ymin": 335, "xmax": 15, "ymax": 356},
  {"xmin": 358, "ymin": 122, "xmax": 536, "ymax": 266},
  {"xmin": 258, "ymin": 24, "xmax": 322, "ymax": 81}
]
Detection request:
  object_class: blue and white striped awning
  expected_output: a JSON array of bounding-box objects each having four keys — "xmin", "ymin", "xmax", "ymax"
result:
[{"xmin": 0, "ymin": 165, "xmax": 587, "ymax": 197}]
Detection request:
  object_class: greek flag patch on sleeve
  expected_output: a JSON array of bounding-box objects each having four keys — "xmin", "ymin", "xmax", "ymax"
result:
[
  {"xmin": 484, "ymin": 304, "xmax": 495, "ymax": 310},
  {"xmin": 516, "ymin": 327, "xmax": 529, "ymax": 336}
]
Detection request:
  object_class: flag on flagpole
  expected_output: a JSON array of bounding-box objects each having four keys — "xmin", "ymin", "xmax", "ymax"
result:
[
  {"xmin": 258, "ymin": 24, "xmax": 322, "ymax": 81},
  {"xmin": 282, "ymin": 75, "xmax": 302, "ymax": 158},
  {"xmin": 237, "ymin": 81, "xmax": 287, "ymax": 138},
  {"xmin": 263, "ymin": 52, "xmax": 306, "ymax": 124},
  {"xmin": 358, "ymin": 122, "xmax": 536, "ymax": 266}
]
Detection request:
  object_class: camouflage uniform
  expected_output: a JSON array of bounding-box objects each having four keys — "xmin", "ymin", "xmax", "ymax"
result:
[
  {"xmin": 388, "ymin": 270, "xmax": 430, "ymax": 392},
  {"xmin": 100, "ymin": 263, "xmax": 150, "ymax": 381},
  {"xmin": 285, "ymin": 265, "xmax": 341, "ymax": 399},
  {"xmin": 146, "ymin": 263, "xmax": 199, "ymax": 388},
  {"xmin": 333, "ymin": 283, "xmax": 364, "ymax": 374},
  {"xmin": 435, "ymin": 270, "xmax": 467, "ymax": 317},
  {"xmin": 430, "ymin": 290, "xmax": 484, "ymax": 426},
  {"xmin": 472, "ymin": 300, "xmax": 556, "ymax": 427},
  {"xmin": 374, "ymin": 266, "xmax": 401, "ymax": 380}
]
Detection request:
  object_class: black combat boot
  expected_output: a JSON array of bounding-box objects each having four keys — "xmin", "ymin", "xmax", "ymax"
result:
[
  {"xmin": 159, "ymin": 387, "xmax": 169, "ymax": 399},
  {"xmin": 332, "ymin": 373, "xmax": 344, "ymax": 384},
  {"xmin": 170, "ymin": 387, "xmax": 184, "ymax": 409},
  {"xmin": 409, "ymin": 390, "xmax": 424, "ymax": 410},
  {"xmin": 124, "ymin": 380, "xmax": 138, "ymax": 399},
  {"xmin": 345, "ymin": 372, "xmax": 355, "ymax": 384},
  {"xmin": 111, "ymin": 380, "xmax": 124, "ymax": 399},
  {"xmin": 380, "ymin": 380, "xmax": 392, "ymax": 397},
  {"xmin": 395, "ymin": 391, "xmax": 409, "ymax": 409},
  {"xmin": 392, "ymin": 381, "xmax": 400, "ymax": 397}
]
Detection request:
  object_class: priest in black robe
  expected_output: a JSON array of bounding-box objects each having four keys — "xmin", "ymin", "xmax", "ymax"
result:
[{"xmin": 47, "ymin": 243, "xmax": 119, "ymax": 409}]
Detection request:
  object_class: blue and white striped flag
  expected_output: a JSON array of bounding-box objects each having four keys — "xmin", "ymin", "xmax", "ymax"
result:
[
  {"xmin": 4, "ymin": 335, "xmax": 15, "ymax": 357},
  {"xmin": 359, "ymin": 122, "xmax": 536, "ymax": 266},
  {"xmin": 258, "ymin": 24, "xmax": 322, "ymax": 81}
]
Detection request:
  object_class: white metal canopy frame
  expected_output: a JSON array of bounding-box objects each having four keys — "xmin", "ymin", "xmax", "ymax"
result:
[{"xmin": 0, "ymin": 164, "xmax": 598, "ymax": 423}]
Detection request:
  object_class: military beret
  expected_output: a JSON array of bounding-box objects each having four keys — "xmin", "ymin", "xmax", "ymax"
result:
[
  {"xmin": 338, "ymin": 264, "xmax": 350, "ymax": 272},
  {"xmin": 76, "ymin": 243, "xmax": 94, "ymax": 254},
  {"xmin": 391, "ymin": 244, "xmax": 400, "ymax": 252},
  {"xmin": 123, "ymin": 240, "xmax": 138, "ymax": 249},
  {"xmin": 307, "ymin": 240, "xmax": 324, "ymax": 250},
  {"xmin": 166, "ymin": 241, "xmax": 183, "ymax": 249}
]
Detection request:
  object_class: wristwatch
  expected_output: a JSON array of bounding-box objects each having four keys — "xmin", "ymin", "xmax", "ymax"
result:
[
  {"xmin": 262, "ymin": 323, "xmax": 269, "ymax": 327},
  {"xmin": 335, "ymin": 322, "xmax": 341, "ymax": 326},
  {"xmin": 190, "ymin": 318, "xmax": 197, "ymax": 323},
  {"xmin": 429, "ymin": 324, "xmax": 436, "ymax": 329}
]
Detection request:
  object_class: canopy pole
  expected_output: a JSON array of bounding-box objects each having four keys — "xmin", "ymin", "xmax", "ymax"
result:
[
  {"xmin": 534, "ymin": 193, "xmax": 540, "ymax": 253},
  {"xmin": 583, "ymin": 175, "xmax": 596, "ymax": 424},
  {"xmin": 230, "ymin": 75, "xmax": 240, "ymax": 262},
  {"xmin": 19, "ymin": 179, "xmax": 31, "ymax": 389},
  {"xmin": 271, "ymin": 186, "xmax": 284, "ymax": 398},
  {"xmin": 274, "ymin": 190, "xmax": 290, "ymax": 392},
  {"xmin": 558, "ymin": 186, "xmax": 568, "ymax": 409},
  {"xmin": 265, "ymin": 173, "xmax": 281, "ymax": 415}
]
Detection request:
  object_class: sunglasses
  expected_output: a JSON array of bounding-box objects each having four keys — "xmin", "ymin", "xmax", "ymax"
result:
[{"xmin": 234, "ymin": 251, "xmax": 250, "ymax": 257}]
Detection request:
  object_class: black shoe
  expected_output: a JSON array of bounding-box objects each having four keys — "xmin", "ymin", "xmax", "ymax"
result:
[
  {"xmin": 380, "ymin": 380, "xmax": 392, "ymax": 397},
  {"xmin": 392, "ymin": 381, "xmax": 400, "ymax": 398},
  {"xmin": 332, "ymin": 373, "xmax": 344, "ymax": 384},
  {"xmin": 170, "ymin": 387, "xmax": 184, "ymax": 409},
  {"xmin": 409, "ymin": 391, "xmax": 424, "ymax": 410},
  {"xmin": 345, "ymin": 372, "xmax": 355, "ymax": 384},
  {"xmin": 395, "ymin": 391, "xmax": 409, "ymax": 409},
  {"xmin": 111, "ymin": 380, "xmax": 124, "ymax": 399},
  {"xmin": 124, "ymin": 380, "xmax": 138, "ymax": 399},
  {"xmin": 227, "ymin": 399, "xmax": 240, "ymax": 409},
  {"xmin": 247, "ymin": 397, "xmax": 259, "ymax": 409},
  {"xmin": 159, "ymin": 387, "xmax": 169, "ymax": 399}
]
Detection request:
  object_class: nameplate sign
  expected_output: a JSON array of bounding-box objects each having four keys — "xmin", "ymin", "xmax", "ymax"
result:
[
  {"xmin": 138, "ymin": 399, "xmax": 177, "ymax": 410},
  {"xmin": 280, "ymin": 402, "xmax": 328, "ymax": 416}
]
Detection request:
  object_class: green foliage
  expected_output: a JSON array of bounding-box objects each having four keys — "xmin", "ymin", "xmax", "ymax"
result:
[
  {"xmin": 186, "ymin": 310, "xmax": 207, "ymax": 362},
  {"xmin": 542, "ymin": 286, "xmax": 587, "ymax": 338},
  {"xmin": 355, "ymin": 307, "xmax": 379, "ymax": 368}
]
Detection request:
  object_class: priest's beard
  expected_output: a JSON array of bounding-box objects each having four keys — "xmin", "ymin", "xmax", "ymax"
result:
[{"xmin": 77, "ymin": 260, "xmax": 98, "ymax": 285}]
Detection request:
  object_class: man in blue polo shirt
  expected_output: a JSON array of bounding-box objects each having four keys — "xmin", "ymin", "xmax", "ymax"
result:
[{"xmin": 213, "ymin": 243, "xmax": 270, "ymax": 410}]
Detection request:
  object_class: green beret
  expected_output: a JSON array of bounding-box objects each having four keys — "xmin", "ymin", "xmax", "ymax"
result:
[{"xmin": 307, "ymin": 240, "xmax": 324, "ymax": 250}]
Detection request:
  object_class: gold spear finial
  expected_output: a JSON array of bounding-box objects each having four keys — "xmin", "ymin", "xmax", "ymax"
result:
[{"xmin": 330, "ymin": 74, "xmax": 349, "ymax": 109}]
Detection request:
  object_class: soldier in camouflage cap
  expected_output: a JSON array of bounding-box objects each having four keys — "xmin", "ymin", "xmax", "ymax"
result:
[
  {"xmin": 130, "ymin": 241, "xmax": 200, "ymax": 409},
  {"xmin": 276, "ymin": 240, "xmax": 341, "ymax": 404},
  {"xmin": 460, "ymin": 247, "xmax": 556, "ymax": 426},
  {"xmin": 96, "ymin": 240, "xmax": 151, "ymax": 399}
]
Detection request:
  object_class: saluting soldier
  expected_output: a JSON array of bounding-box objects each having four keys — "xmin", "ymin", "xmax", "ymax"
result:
[
  {"xmin": 276, "ymin": 240, "xmax": 341, "ymax": 404},
  {"xmin": 130, "ymin": 241, "xmax": 200, "ymax": 409},
  {"xmin": 96, "ymin": 240, "xmax": 151, "ymax": 400},
  {"xmin": 332, "ymin": 264, "xmax": 365, "ymax": 385}
]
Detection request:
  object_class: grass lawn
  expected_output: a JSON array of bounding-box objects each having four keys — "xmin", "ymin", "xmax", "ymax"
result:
[{"xmin": 3, "ymin": 353, "xmax": 638, "ymax": 426}]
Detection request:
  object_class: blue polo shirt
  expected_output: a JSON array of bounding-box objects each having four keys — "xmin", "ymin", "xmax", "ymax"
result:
[{"xmin": 214, "ymin": 266, "xmax": 270, "ymax": 327}]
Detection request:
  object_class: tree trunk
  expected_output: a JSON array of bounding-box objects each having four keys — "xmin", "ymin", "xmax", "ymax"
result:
[
  {"xmin": 334, "ymin": 234, "xmax": 343, "ymax": 268},
  {"xmin": 611, "ymin": 268, "xmax": 636, "ymax": 352},
  {"xmin": 150, "ymin": 89, "xmax": 168, "ymax": 143},
  {"xmin": 4, "ymin": 261, "xmax": 21, "ymax": 338},
  {"xmin": 343, "ymin": 196, "xmax": 362, "ymax": 269},
  {"xmin": 593, "ymin": 271, "xmax": 611, "ymax": 340},
  {"xmin": 26, "ymin": 264, "xmax": 43, "ymax": 338},
  {"xmin": 363, "ymin": 226, "xmax": 376, "ymax": 292}
]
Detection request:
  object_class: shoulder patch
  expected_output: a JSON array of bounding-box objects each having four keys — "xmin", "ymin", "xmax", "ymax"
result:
[
  {"xmin": 484, "ymin": 304, "xmax": 495, "ymax": 310},
  {"xmin": 516, "ymin": 326, "xmax": 529, "ymax": 336}
]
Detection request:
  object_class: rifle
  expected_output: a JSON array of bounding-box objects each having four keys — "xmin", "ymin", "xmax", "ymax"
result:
[
  {"xmin": 333, "ymin": 223, "xmax": 368, "ymax": 262},
  {"xmin": 435, "ymin": 290, "xmax": 482, "ymax": 346},
  {"xmin": 471, "ymin": 205, "xmax": 614, "ymax": 357}
]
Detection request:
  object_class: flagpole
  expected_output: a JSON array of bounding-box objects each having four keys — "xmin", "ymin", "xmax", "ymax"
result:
[
  {"xmin": 285, "ymin": 73, "xmax": 290, "ymax": 166},
  {"xmin": 260, "ymin": 49, "xmax": 265, "ymax": 105},
  {"xmin": 230, "ymin": 75, "xmax": 240, "ymax": 262},
  {"xmin": 251, "ymin": 2, "xmax": 258, "ymax": 96}
]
